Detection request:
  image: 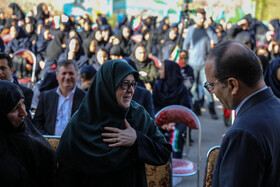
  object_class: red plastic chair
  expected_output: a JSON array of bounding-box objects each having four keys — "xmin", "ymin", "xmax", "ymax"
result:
[{"xmin": 155, "ymin": 105, "xmax": 201, "ymax": 187}]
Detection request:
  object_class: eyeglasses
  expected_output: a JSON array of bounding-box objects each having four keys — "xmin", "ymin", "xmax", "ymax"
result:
[
  {"xmin": 119, "ymin": 81, "xmax": 137, "ymax": 91},
  {"xmin": 204, "ymin": 78, "xmax": 228, "ymax": 93}
]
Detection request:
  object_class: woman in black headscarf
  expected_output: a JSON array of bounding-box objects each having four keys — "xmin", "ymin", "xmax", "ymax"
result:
[
  {"xmin": 58, "ymin": 36, "xmax": 89, "ymax": 69},
  {"xmin": 9, "ymin": 3, "xmax": 25, "ymax": 21},
  {"xmin": 152, "ymin": 60, "xmax": 192, "ymax": 158},
  {"xmin": 55, "ymin": 59, "xmax": 171, "ymax": 187},
  {"xmin": 35, "ymin": 3, "xmax": 49, "ymax": 22},
  {"xmin": 129, "ymin": 43, "xmax": 158, "ymax": 89},
  {"xmin": 4, "ymin": 25, "xmax": 32, "ymax": 56},
  {"xmin": 91, "ymin": 46, "xmax": 109, "ymax": 71},
  {"xmin": 82, "ymin": 38, "xmax": 98, "ymax": 65},
  {"xmin": 0, "ymin": 80, "xmax": 55, "ymax": 187},
  {"xmin": 116, "ymin": 25, "xmax": 135, "ymax": 57},
  {"xmin": 264, "ymin": 57, "xmax": 280, "ymax": 98}
]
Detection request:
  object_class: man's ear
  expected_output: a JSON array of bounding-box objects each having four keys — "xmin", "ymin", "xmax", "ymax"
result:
[{"xmin": 227, "ymin": 78, "xmax": 239, "ymax": 96}]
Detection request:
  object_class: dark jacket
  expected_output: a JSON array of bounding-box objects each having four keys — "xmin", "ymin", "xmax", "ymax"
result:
[
  {"xmin": 32, "ymin": 87, "xmax": 85, "ymax": 135},
  {"xmin": 212, "ymin": 88, "xmax": 280, "ymax": 186}
]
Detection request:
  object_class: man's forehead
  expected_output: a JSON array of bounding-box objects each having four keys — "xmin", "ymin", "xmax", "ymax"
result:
[{"xmin": 0, "ymin": 59, "xmax": 9, "ymax": 67}]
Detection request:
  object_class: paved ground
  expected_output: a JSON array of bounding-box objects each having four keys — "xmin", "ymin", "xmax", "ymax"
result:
[{"xmin": 174, "ymin": 98, "xmax": 230, "ymax": 187}]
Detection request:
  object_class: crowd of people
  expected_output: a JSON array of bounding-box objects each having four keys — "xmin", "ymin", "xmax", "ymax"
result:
[{"xmin": 1, "ymin": 2, "xmax": 280, "ymax": 186}]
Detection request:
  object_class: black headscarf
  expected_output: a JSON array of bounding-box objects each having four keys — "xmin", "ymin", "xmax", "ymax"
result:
[
  {"xmin": 9, "ymin": 3, "xmax": 25, "ymax": 20},
  {"xmin": 59, "ymin": 36, "xmax": 88, "ymax": 69},
  {"xmin": 116, "ymin": 25, "xmax": 134, "ymax": 57},
  {"xmin": 46, "ymin": 30, "xmax": 66, "ymax": 61},
  {"xmin": 0, "ymin": 80, "xmax": 55, "ymax": 187},
  {"xmin": 152, "ymin": 60, "xmax": 192, "ymax": 112},
  {"xmin": 129, "ymin": 44, "xmax": 158, "ymax": 85},
  {"xmin": 264, "ymin": 57, "xmax": 280, "ymax": 98},
  {"xmin": 55, "ymin": 59, "xmax": 167, "ymax": 174},
  {"xmin": 35, "ymin": 3, "xmax": 49, "ymax": 21}
]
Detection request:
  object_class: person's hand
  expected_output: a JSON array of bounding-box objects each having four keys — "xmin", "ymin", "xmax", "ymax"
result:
[{"xmin": 102, "ymin": 119, "xmax": 137, "ymax": 147}]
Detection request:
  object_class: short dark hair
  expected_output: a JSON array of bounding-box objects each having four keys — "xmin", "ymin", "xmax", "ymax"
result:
[
  {"xmin": 179, "ymin": 50, "xmax": 188, "ymax": 58},
  {"xmin": 0, "ymin": 52, "xmax": 12, "ymax": 68},
  {"xmin": 196, "ymin": 8, "xmax": 206, "ymax": 17},
  {"xmin": 56, "ymin": 60, "xmax": 79, "ymax": 73},
  {"xmin": 208, "ymin": 40, "xmax": 263, "ymax": 88}
]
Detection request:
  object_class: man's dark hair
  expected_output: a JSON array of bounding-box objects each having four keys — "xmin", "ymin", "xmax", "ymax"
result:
[
  {"xmin": 208, "ymin": 40, "xmax": 263, "ymax": 88},
  {"xmin": 196, "ymin": 8, "xmax": 206, "ymax": 17},
  {"xmin": 179, "ymin": 49, "xmax": 188, "ymax": 58},
  {"xmin": 56, "ymin": 60, "xmax": 79, "ymax": 73},
  {"xmin": 0, "ymin": 52, "xmax": 12, "ymax": 68}
]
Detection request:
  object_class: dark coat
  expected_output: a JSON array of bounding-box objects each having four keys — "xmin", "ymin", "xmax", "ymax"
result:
[
  {"xmin": 212, "ymin": 88, "xmax": 280, "ymax": 186},
  {"xmin": 32, "ymin": 87, "xmax": 86, "ymax": 135}
]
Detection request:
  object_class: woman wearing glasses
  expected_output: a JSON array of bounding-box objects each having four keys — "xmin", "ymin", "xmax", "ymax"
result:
[{"xmin": 55, "ymin": 59, "xmax": 172, "ymax": 187}]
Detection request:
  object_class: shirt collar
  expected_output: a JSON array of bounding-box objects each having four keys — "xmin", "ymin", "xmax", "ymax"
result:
[
  {"xmin": 235, "ymin": 86, "xmax": 268, "ymax": 115},
  {"xmin": 56, "ymin": 86, "xmax": 76, "ymax": 98}
]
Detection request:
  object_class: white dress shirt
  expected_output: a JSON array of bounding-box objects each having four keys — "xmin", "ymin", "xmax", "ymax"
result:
[{"xmin": 54, "ymin": 87, "xmax": 76, "ymax": 136}]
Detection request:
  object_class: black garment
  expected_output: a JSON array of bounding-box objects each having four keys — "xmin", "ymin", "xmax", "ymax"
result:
[
  {"xmin": 129, "ymin": 44, "xmax": 158, "ymax": 86},
  {"xmin": 153, "ymin": 60, "xmax": 192, "ymax": 112},
  {"xmin": 132, "ymin": 85, "xmax": 155, "ymax": 119},
  {"xmin": 55, "ymin": 60, "xmax": 171, "ymax": 187},
  {"xmin": 264, "ymin": 57, "xmax": 280, "ymax": 98},
  {"xmin": 116, "ymin": 25, "xmax": 135, "ymax": 57},
  {"xmin": 12, "ymin": 76, "xmax": 34, "ymax": 112},
  {"xmin": 35, "ymin": 3, "xmax": 49, "ymax": 22},
  {"xmin": 0, "ymin": 80, "xmax": 55, "ymax": 187},
  {"xmin": 58, "ymin": 37, "xmax": 89, "ymax": 69},
  {"xmin": 4, "ymin": 26, "xmax": 32, "ymax": 55},
  {"xmin": 9, "ymin": 3, "xmax": 25, "ymax": 20},
  {"xmin": 32, "ymin": 87, "xmax": 86, "ymax": 135}
]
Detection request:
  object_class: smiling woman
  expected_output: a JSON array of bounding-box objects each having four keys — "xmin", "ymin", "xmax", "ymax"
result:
[{"xmin": 55, "ymin": 59, "xmax": 172, "ymax": 187}]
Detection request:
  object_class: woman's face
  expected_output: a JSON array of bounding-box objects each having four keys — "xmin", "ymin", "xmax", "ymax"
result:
[
  {"xmin": 135, "ymin": 46, "xmax": 147, "ymax": 62},
  {"xmin": 69, "ymin": 38, "xmax": 80, "ymax": 53},
  {"xmin": 96, "ymin": 50, "xmax": 108, "ymax": 65},
  {"xmin": 158, "ymin": 62, "xmax": 165, "ymax": 79},
  {"xmin": 116, "ymin": 74, "xmax": 136, "ymax": 108},
  {"xmin": 169, "ymin": 29, "xmax": 177, "ymax": 40},
  {"xmin": 95, "ymin": 30, "xmax": 102, "ymax": 41},
  {"xmin": 43, "ymin": 29, "xmax": 51, "ymax": 40},
  {"xmin": 25, "ymin": 23, "xmax": 34, "ymax": 34},
  {"xmin": 89, "ymin": 40, "xmax": 97, "ymax": 53},
  {"xmin": 10, "ymin": 26, "xmax": 18, "ymax": 38},
  {"xmin": 7, "ymin": 99, "xmax": 27, "ymax": 128},
  {"xmin": 122, "ymin": 27, "xmax": 130, "ymax": 39},
  {"xmin": 84, "ymin": 22, "xmax": 91, "ymax": 31},
  {"xmin": 69, "ymin": 30, "xmax": 78, "ymax": 38}
]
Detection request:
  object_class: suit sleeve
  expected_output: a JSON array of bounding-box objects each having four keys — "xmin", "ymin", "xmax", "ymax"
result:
[{"xmin": 32, "ymin": 93, "xmax": 48, "ymax": 134}]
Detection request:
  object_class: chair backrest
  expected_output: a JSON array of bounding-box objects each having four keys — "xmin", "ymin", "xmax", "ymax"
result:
[
  {"xmin": 44, "ymin": 135, "xmax": 172, "ymax": 187},
  {"xmin": 155, "ymin": 105, "xmax": 201, "ymax": 187},
  {"xmin": 203, "ymin": 146, "xmax": 220, "ymax": 187},
  {"xmin": 155, "ymin": 105, "xmax": 200, "ymax": 129}
]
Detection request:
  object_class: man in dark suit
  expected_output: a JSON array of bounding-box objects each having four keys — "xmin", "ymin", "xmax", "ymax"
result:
[
  {"xmin": 0, "ymin": 52, "xmax": 33, "ymax": 112},
  {"xmin": 205, "ymin": 40, "xmax": 280, "ymax": 186},
  {"xmin": 33, "ymin": 60, "xmax": 85, "ymax": 135}
]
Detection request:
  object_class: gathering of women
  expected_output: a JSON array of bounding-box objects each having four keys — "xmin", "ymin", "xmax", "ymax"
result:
[{"xmin": 1, "ymin": 1, "xmax": 280, "ymax": 187}]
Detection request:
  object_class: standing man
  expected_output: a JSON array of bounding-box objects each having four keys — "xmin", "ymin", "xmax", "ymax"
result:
[
  {"xmin": 182, "ymin": 7, "xmax": 218, "ymax": 119},
  {"xmin": 205, "ymin": 40, "xmax": 280, "ymax": 186},
  {"xmin": 33, "ymin": 60, "xmax": 86, "ymax": 135},
  {"xmin": 0, "ymin": 52, "xmax": 33, "ymax": 112}
]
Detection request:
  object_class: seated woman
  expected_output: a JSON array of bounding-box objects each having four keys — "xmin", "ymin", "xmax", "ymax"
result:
[
  {"xmin": 4, "ymin": 25, "xmax": 32, "ymax": 57},
  {"xmin": 91, "ymin": 47, "xmax": 109, "ymax": 71},
  {"xmin": 0, "ymin": 80, "xmax": 55, "ymax": 187},
  {"xmin": 152, "ymin": 60, "xmax": 193, "ymax": 158},
  {"xmin": 129, "ymin": 44, "xmax": 158, "ymax": 91},
  {"xmin": 58, "ymin": 36, "xmax": 88, "ymax": 70},
  {"xmin": 55, "ymin": 59, "xmax": 172, "ymax": 187}
]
